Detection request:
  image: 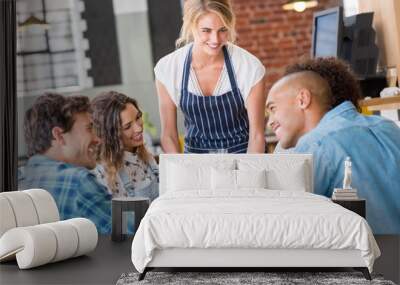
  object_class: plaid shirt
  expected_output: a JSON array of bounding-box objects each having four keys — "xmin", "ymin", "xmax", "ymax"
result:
[{"xmin": 18, "ymin": 155, "xmax": 112, "ymax": 234}]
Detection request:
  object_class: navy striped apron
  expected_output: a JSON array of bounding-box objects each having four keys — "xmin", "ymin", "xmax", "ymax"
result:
[{"xmin": 180, "ymin": 45, "xmax": 249, "ymax": 153}]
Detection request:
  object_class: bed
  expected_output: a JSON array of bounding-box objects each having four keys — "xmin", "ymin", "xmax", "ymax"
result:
[{"xmin": 131, "ymin": 154, "xmax": 380, "ymax": 280}]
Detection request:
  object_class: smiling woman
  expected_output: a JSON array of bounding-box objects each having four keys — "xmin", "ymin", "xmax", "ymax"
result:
[
  {"xmin": 91, "ymin": 91, "xmax": 159, "ymax": 200},
  {"xmin": 155, "ymin": 0, "xmax": 267, "ymax": 154}
]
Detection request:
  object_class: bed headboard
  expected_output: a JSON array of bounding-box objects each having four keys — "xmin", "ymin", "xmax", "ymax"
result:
[{"xmin": 159, "ymin": 154, "xmax": 313, "ymax": 195}]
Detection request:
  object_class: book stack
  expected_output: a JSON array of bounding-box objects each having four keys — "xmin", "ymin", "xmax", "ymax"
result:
[{"xmin": 332, "ymin": 188, "xmax": 358, "ymax": 200}]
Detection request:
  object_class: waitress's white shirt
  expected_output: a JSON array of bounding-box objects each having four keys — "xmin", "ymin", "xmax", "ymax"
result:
[{"xmin": 154, "ymin": 42, "xmax": 266, "ymax": 108}]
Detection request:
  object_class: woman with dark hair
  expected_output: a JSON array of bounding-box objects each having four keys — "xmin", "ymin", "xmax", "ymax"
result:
[{"xmin": 91, "ymin": 91, "xmax": 159, "ymax": 201}]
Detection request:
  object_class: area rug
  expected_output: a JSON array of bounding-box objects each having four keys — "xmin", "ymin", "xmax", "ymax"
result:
[{"xmin": 116, "ymin": 271, "xmax": 396, "ymax": 285}]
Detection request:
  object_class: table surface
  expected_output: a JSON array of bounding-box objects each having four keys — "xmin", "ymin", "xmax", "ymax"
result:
[{"xmin": 1, "ymin": 235, "xmax": 399, "ymax": 285}]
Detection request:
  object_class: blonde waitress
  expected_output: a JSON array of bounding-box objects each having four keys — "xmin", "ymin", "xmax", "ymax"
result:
[{"xmin": 155, "ymin": 0, "xmax": 266, "ymax": 153}]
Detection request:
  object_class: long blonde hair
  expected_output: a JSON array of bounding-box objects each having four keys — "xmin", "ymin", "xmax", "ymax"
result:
[{"xmin": 176, "ymin": 0, "xmax": 236, "ymax": 48}]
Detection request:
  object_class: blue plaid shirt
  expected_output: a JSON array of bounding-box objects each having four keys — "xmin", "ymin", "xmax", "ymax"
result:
[
  {"xmin": 292, "ymin": 101, "xmax": 400, "ymax": 234},
  {"xmin": 18, "ymin": 155, "xmax": 112, "ymax": 234}
]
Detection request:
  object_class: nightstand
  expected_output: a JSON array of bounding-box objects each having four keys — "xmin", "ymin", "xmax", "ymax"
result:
[
  {"xmin": 111, "ymin": 197, "xmax": 150, "ymax": 242},
  {"xmin": 332, "ymin": 198, "xmax": 366, "ymax": 218}
]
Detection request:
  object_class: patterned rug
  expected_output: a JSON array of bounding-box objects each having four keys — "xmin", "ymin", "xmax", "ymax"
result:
[{"xmin": 116, "ymin": 271, "xmax": 396, "ymax": 285}]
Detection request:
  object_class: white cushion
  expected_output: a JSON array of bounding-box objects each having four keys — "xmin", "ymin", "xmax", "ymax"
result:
[
  {"xmin": 0, "ymin": 189, "xmax": 59, "ymax": 237},
  {"xmin": 0, "ymin": 189, "xmax": 98, "ymax": 269},
  {"xmin": 236, "ymin": 169, "xmax": 267, "ymax": 189},
  {"xmin": 211, "ymin": 169, "xmax": 267, "ymax": 191},
  {"xmin": 0, "ymin": 226, "xmax": 57, "ymax": 269},
  {"xmin": 42, "ymin": 221, "xmax": 79, "ymax": 262},
  {"xmin": 0, "ymin": 196, "xmax": 17, "ymax": 237},
  {"xmin": 211, "ymin": 168, "xmax": 236, "ymax": 190},
  {"xmin": 0, "ymin": 191, "xmax": 39, "ymax": 227},
  {"xmin": 167, "ymin": 162, "xmax": 210, "ymax": 191},
  {"xmin": 0, "ymin": 218, "xmax": 97, "ymax": 269},
  {"xmin": 237, "ymin": 159, "xmax": 309, "ymax": 192},
  {"xmin": 167, "ymin": 160, "xmax": 235, "ymax": 192},
  {"xmin": 24, "ymin": 189, "xmax": 60, "ymax": 223},
  {"xmin": 159, "ymin": 154, "xmax": 313, "ymax": 194},
  {"xmin": 66, "ymin": 218, "xmax": 98, "ymax": 257},
  {"xmin": 267, "ymin": 163, "xmax": 307, "ymax": 191}
]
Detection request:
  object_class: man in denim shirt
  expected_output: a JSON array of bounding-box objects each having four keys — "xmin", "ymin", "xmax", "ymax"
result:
[
  {"xmin": 19, "ymin": 94, "xmax": 112, "ymax": 234},
  {"xmin": 266, "ymin": 58, "xmax": 400, "ymax": 234}
]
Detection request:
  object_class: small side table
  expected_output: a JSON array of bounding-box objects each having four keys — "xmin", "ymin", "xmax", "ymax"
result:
[
  {"xmin": 332, "ymin": 198, "xmax": 366, "ymax": 218},
  {"xmin": 112, "ymin": 197, "xmax": 150, "ymax": 242}
]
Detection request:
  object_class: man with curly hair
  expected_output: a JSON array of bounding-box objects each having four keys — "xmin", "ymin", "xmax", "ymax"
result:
[
  {"xmin": 285, "ymin": 57, "xmax": 363, "ymax": 111},
  {"xmin": 266, "ymin": 57, "xmax": 400, "ymax": 234},
  {"xmin": 19, "ymin": 93, "xmax": 112, "ymax": 234}
]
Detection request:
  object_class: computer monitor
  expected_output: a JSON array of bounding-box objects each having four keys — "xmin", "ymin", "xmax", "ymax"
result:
[
  {"xmin": 311, "ymin": 7, "xmax": 379, "ymax": 78},
  {"xmin": 341, "ymin": 12, "xmax": 379, "ymax": 77},
  {"xmin": 311, "ymin": 7, "xmax": 343, "ymax": 58}
]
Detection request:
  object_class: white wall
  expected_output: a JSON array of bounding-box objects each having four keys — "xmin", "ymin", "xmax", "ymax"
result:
[{"xmin": 113, "ymin": 0, "xmax": 147, "ymax": 14}]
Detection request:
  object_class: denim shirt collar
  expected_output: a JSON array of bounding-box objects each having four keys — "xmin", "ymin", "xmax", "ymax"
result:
[
  {"xmin": 318, "ymin": 101, "xmax": 356, "ymax": 127},
  {"xmin": 294, "ymin": 101, "xmax": 357, "ymax": 149}
]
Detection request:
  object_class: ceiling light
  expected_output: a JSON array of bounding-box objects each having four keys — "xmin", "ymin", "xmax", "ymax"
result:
[{"xmin": 283, "ymin": 0, "xmax": 318, "ymax": 13}]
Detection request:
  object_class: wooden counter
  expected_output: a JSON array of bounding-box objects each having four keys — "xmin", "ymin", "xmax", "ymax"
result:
[{"xmin": 359, "ymin": 96, "xmax": 400, "ymax": 111}]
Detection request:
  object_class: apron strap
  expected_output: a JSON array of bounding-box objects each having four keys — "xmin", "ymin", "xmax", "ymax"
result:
[
  {"xmin": 222, "ymin": 45, "xmax": 238, "ymax": 91},
  {"xmin": 181, "ymin": 46, "xmax": 193, "ymax": 92}
]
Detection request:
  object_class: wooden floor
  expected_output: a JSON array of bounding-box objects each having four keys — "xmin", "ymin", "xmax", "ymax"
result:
[{"xmin": 0, "ymin": 235, "xmax": 398, "ymax": 285}]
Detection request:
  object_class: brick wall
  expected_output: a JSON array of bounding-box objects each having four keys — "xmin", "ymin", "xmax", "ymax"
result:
[{"xmin": 232, "ymin": 0, "xmax": 339, "ymax": 92}]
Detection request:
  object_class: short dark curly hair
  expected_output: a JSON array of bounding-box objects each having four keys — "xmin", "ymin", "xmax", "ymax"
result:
[
  {"xmin": 284, "ymin": 57, "xmax": 362, "ymax": 111},
  {"xmin": 24, "ymin": 93, "xmax": 91, "ymax": 156}
]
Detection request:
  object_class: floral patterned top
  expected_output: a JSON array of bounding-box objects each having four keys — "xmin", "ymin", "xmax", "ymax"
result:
[{"xmin": 93, "ymin": 151, "xmax": 159, "ymax": 201}]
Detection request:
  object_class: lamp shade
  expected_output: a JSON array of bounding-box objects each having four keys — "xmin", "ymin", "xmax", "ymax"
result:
[{"xmin": 18, "ymin": 15, "xmax": 49, "ymax": 31}]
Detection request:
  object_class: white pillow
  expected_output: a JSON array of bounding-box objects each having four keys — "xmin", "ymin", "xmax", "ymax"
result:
[
  {"xmin": 266, "ymin": 163, "xmax": 307, "ymax": 191},
  {"xmin": 236, "ymin": 169, "xmax": 267, "ymax": 189},
  {"xmin": 211, "ymin": 168, "xmax": 267, "ymax": 190},
  {"xmin": 211, "ymin": 168, "xmax": 236, "ymax": 190},
  {"xmin": 167, "ymin": 160, "xmax": 235, "ymax": 191},
  {"xmin": 237, "ymin": 159, "xmax": 309, "ymax": 192},
  {"xmin": 167, "ymin": 162, "xmax": 209, "ymax": 191}
]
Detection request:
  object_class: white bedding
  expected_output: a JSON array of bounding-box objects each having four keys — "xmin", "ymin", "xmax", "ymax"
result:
[{"xmin": 131, "ymin": 190, "xmax": 380, "ymax": 273}]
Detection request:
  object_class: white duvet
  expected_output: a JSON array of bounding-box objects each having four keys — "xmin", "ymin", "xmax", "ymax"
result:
[{"xmin": 131, "ymin": 190, "xmax": 380, "ymax": 273}]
